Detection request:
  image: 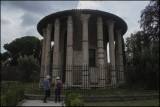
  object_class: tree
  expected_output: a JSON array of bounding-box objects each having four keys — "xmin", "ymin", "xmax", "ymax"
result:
[
  {"xmin": 17, "ymin": 55, "xmax": 40, "ymax": 82},
  {"xmin": 1, "ymin": 52, "xmax": 10, "ymax": 62},
  {"xmin": 1, "ymin": 52, "xmax": 11, "ymax": 67},
  {"xmin": 139, "ymin": 0, "xmax": 159, "ymax": 42},
  {"xmin": 3, "ymin": 36, "xmax": 42, "ymax": 65},
  {"xmin": 125, "ymin": 0, "xmax": 159, "ymax": 89},
  {"xmin": 125, "ymin": 31, "xmax": 159, "ymax": 89}
]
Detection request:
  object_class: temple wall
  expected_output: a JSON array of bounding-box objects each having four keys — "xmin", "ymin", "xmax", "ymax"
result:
[{"xmin": 73, "ymin": 51, "xmax": 82, "ymax": 65}]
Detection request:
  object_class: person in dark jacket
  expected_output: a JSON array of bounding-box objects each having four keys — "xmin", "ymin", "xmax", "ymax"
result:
[{"xmin": 54, "ymin": 76, "xmax": 62, "ymax": 103}]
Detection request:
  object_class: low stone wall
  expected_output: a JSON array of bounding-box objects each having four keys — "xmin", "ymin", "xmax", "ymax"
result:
[{"xmin": 82, "ymin": 94, "xmax": 159, "ymax": 102}]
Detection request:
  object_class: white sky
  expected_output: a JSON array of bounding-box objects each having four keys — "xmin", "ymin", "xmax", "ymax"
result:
[{"xmin": 1, "ymin": 1, "xmax": 150, "ymax": 53}]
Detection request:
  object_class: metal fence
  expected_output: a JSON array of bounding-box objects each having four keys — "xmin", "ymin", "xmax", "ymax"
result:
[
  {"xmin": 1, "ymin": 65, "xmax": 159, "ymax": 96},
  {"xmin": 41, "ymin": 64, "xmax": 125, "ymax": 89}
]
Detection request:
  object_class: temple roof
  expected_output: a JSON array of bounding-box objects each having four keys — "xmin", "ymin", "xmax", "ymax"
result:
[{"xmin": 37, "ymin": 9, "xmax": 127, "ymax": 36}]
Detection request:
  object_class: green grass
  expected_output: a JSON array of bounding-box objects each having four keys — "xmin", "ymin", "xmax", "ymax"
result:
[
  {"xmin": 61, "ymin": 88, "xmax": 158, "ymax": 96},
  {"xmin": 2, "ymin": 82, "xmax": 158, "ymax": 106},
  {"xmin": 84, "ymin": 99, "xmax": 159, "ymax": 106},
  {"xmin": 3, "ymin": 82, "xmax": 157, "ymax": 96}
]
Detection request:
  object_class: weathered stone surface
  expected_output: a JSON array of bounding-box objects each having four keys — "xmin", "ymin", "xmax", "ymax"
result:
[{"xmin": 38, "ymin": 9, "xmax": 127, "ymax": 88}]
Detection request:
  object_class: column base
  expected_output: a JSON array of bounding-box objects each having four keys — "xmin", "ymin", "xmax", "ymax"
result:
[{"xmin": 81, "ymin": 85, "xmax": 91, "ymax": 90}]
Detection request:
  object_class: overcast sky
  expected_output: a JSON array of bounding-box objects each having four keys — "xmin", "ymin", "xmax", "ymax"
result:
[{"xmin": 1, "ymin": 1, "xmax": 150, "ymax": 53}]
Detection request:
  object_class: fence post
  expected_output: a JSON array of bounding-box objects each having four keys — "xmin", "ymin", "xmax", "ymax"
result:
[
  {"xmin": 65, "ymin": 65, "xmax": 73, "ymax": 87},
  {"xmin": 99, "ymin": 64, "xmax": 105, "ymax": 88},
  {"xmin": 52, "ymin": 65, "xmax": 60, "ymax": 84},
  {"xmin": 82, "ymin": 64, "xmax": 90, "ymax": 89},
  {"xmin": 39, "ymin": 66, "xmax": 45, "ymax": 87},
  {"xmin": 110, "ymin": 65, "xmax": 117, "ymax": 88},
  {"xmin": 119, "ymin": 65, "xmax": 124, "ymax": 85}
]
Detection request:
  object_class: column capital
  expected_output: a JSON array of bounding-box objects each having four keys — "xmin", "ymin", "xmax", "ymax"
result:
[
  {"xmin": 47, "ymin": 23, "xmax": 52, "ymax": 30},
  {"xmin": 116, "ymin": 29, "xmax": 123, "ymax": 34},
  {"xmin": 67, "ymin": 16, "xmax": 73, "ymax": 24},
  {"xmin": 55, "ymin": 18, "xmax": 60, "ymax": 26},
  {"xmin": 97, "ymin": 17, "xmax": 103, "ymax": 25},
  {"xmin": 106, "ymin": 20, "xmax": 115, "ymax": 27},
  {"xmin": 42, "ymin": 28, "xmax": 47, "ymax": 34},
  {"xmin": 80, "ymin": 14, "xmax": 90, "ymax": 23}
]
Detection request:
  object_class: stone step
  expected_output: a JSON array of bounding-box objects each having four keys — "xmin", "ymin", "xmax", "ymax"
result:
[
  {"xmin": 24, "ymin": 94, "xmax": 159, "ymax": 101},
  {"xmin": 24, "ymin": 94, "xmax": 65, "ymax": 101}
]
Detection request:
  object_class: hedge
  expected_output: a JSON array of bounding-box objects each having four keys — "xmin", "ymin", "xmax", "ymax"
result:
[
  {"xmin": 65, "ymin": 92, "xmax": 84, "ymax": 106},
  {"xmin": 1, "ymin": 82, "xmax": 25, "ymax": 106}
]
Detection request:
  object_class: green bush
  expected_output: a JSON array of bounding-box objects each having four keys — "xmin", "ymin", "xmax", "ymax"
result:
[
  {"xmin": 65, "ymin": 92, "xmax": 84, "ymax": 106},
  {"xmin": 5, "ymin": 89, "xmax": 25, "ymax": 106},
  {"xmin": 1, "ymin": 95, "xmax": 7, "ymax": 106},
  {"xmin": 1, "ymin": 82, "xmax": 25, "ymax": 106},
  {"xmin": 70, "ymin": 98, "xmax": 84, "ymax": 106}
]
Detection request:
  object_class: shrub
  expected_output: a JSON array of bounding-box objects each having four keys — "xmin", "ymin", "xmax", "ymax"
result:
[
  {"xmin": 70, "ymin": 98, "xmax": 84, "ymax": 106},
  {"xmin": 1, "ymin": 82, "xmax": 25, "ymax": 106},
  {"xmin": 1, "ymin": 95, "xmax": 7, "ymax": 106},
  {"xmin": 65, "ymin": 92, "xmax": 84, "ymax": 106}
]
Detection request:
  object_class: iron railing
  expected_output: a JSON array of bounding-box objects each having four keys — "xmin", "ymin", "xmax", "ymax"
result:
[{"xmin": 1, "ymin": 65, "xmax": 159, "ymax": 96}]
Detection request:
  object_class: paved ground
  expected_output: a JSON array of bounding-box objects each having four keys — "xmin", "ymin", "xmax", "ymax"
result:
[{"xmin": 21, "ymin": 100, "xmax": 63, "ymax": 106}]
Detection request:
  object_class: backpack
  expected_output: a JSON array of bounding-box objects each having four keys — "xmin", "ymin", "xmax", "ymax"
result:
[{"xmin": 57, "ymin": 82, "xmax": 62, "ymax": 89}]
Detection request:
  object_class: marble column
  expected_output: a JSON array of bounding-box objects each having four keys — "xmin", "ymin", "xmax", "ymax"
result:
[
  {"xmin": 106, "ymin": 43, "xmax": 110, "ymax": 84},
  {"xmin": 81, "ymin": 14, "xmax": 90, "ymax": 88},
  {"xmin": 106, "ymin": 20, "xmax": 117, "ymax": 86},
  {"xmin": 52, "ymin": 19, "xmax": 60, "ymax": 82},
  {"xmin": 44, "ymin": 24, "xmax": 52, "ymax": 78},
  {"xmin": 115, "ymin": 33, "xmax": 119, "ymax": 82},
  {"xmin": 116, "ymin": 29, "xmax": 124, "ymax": 84},
  {"xmin": 39, "ymin": 28, "xmax": 47, "ymax": 87},
  {"xmin": 106, "ymin": 43, "xmax": 108, "ymax": 64},
  {"xmin": 65, "ymin": 16, "xmax": 73, "ymax": 86},
  {"xmin": 97, "ymin": 17, "xmax": 105, "ymax": 87}
]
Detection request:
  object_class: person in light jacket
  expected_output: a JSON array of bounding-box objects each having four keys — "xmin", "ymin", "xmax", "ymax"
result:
[{"xmin": 43, "ymin": 75, "xmax": 51, "ymax": 103}]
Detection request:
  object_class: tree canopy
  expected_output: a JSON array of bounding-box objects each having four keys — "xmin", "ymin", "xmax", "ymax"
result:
[
  {"xmin": 3, "ymin": 36, "xmax": 42, "ymax": 65},
  {"xmin": 139, "ymin": 0, "xmax": 159, "ymax": 42}
]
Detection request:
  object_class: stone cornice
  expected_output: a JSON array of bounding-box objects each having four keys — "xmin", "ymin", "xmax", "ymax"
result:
[{"xmin": 37, "ymin": 9, "xmax": 127, "ymax": 36}]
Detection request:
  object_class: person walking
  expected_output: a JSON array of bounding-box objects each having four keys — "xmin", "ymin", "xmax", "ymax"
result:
[
  {"xmin": 54, "ymin": 76, "xmax": 62, "ymax": 103},
  {"xmin": 43, "ymin": 75, "xmax": 51, "ymax": 103}
]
